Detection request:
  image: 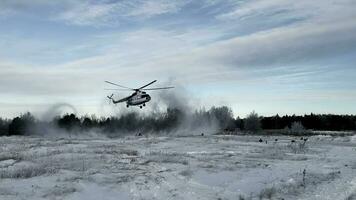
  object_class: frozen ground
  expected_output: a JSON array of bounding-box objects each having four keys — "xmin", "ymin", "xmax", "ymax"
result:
[{"xmin": 0, "ymin": 134, "xmax": 356, "ymax": 200}]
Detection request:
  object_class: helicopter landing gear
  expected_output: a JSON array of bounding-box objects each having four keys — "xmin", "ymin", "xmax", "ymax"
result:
[
  {"xmin": 140, "ymin": 106, "xmax": 143, "ymax": 109},
  {"xmin": 126, "ymin": 104, "xmax": 129, "ymax": 108},
  {"xmin": 143, "ymin": 103, "xmax": 146, "ymax": 107}
]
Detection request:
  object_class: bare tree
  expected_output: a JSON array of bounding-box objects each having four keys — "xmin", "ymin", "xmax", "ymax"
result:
[{"xmin": 244, "ymin": 111, "xmax": 261, "ymax": 133}]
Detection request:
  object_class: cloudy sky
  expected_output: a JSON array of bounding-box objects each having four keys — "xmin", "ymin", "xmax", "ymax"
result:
[{"xmin": 0, "ymin": 0, "xmax": 356, "ymax": 118}]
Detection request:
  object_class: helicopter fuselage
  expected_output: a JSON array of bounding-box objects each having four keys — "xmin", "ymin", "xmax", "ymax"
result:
[{"xmin": 127, "ymin": 91, "xmax": 151, "ymax": 106}]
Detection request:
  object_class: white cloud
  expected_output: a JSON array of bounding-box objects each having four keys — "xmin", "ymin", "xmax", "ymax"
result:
[
  {"xmin": 126, "ymin": 0, "xmax": 189, "ymax": 18},
  {"xmin": 216, "ymin": 0, "xmax": 355, "ymax": 22},
  {"xmin": 33, "ymin": 13, "xmax": 356, "ymax": 87},
  {"xmin": 0, "ymin": 0, "xmax": 71, "ymax": 17},
  {"xmin": 1, "ymin": 0, "xmax": 356, "ymax": 116},
  {"xmin": 217, "ymin": 0, "xmax": 310, "ymax": 20},
  {"xmin": 195, "ymin": 19, "xmax": 356, "ymax": 68},
  {"xmin": 2, "ymin": 0, "xmax": 355, "ymax": 86},
  {"xmin": 54, "ymin": 0, "xmax": 190, "ymax": 26},
  {"xmin": 56, "ymin": 2, "xmax": 119, "ymax": 26},
  {"xmin": 0, "ymin": 0, "xmax": 190, "ymax": 26}
]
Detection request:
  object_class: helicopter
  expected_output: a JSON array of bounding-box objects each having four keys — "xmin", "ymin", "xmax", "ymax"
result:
[{"xmin": 105, "ymin": 80, "xmax": 174, "ymax": 108}]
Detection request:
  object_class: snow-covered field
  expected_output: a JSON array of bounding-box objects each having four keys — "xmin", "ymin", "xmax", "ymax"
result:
[{"xmin": 0, "ymin": 134, "xmax": 356, "ymax": 200}]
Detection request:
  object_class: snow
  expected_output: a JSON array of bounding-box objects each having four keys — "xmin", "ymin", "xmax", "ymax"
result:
[
  {"xmin": 0, "ymin": 159, "xmax": 16, "ymax": 168},
  {"xmin": 0, "ymin": 134, "xmax": 355, "ymax": 199}
]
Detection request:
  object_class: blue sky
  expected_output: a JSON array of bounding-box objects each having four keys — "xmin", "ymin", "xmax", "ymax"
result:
[{"xmin": 0, "ymin": 0, "xmax": 356, "ymax": 118}]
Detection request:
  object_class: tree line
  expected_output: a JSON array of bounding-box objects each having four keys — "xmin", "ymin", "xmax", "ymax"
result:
[
  {"xmin": 0, "ymin": 106, "xmax": 235, "ymax": 136},
  {"xmin": 0, "ymin": 108, "xmax": 355, "ymax": 136},
  {"xmin": 260, "ymin": 113, "xmax": 356, "ymax": 131}
]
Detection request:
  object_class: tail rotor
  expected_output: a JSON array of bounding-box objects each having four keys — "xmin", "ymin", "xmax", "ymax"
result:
[{"xmin": 107, "ymin": 94, "xmax": 114, "ymax": 104}]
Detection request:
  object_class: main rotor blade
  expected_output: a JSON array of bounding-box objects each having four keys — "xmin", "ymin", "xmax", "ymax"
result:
[
  {"xmin": 138, "ymin": 80, "xmax": 157, "ymax": 90},
  {"xmin": 104, "ymin": 88, "xmax": 132, "ymax": 91},
  {"xmin": 105, "ymin": 81, "xmax": 133, "ymax": 90},
  {"xmin": 143, "ymin": 87, "xmax": 174, "ymax": 91}
]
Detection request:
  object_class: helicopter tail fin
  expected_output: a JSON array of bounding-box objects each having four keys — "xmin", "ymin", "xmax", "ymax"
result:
[{"xmin": 107, "ymin": 94, "xmax": 131, "ymax": 104}]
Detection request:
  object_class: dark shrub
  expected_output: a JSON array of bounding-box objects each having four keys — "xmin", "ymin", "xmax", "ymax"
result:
[{"xmin": 8, "ymin": 112, "xmax": 35, "ymax": 135}]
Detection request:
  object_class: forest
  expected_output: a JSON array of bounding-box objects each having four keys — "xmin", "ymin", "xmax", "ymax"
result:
[{"xmin": 0, "ymin": 106, "xmax": 355, "ymax": 136}]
